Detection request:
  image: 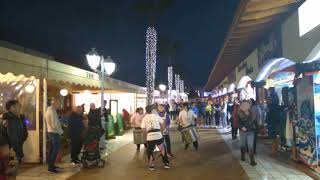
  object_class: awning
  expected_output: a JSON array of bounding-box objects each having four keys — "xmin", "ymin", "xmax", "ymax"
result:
[
  {"xmin": 237, "ymin": 76, "xmax": 252, "ymax": 89},
  {"xmin": 0, "ymin": 41, "xmax": 145, "ymax": 94},
  {"xmin": 206, "ymin": 0, "xmax": 304, "ymax": 89},
  {"xmin": 255, "ymin": 58, "xmax": 296, "ymax": 82},
  {"xmin": 228, "ymin": 83, "xmax": 236, "ymax": 93}
]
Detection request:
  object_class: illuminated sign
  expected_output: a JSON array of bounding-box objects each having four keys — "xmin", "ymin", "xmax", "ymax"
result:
[{"xmin": 299, "ymin": 0, "xmax": 320, "ymax": 36}]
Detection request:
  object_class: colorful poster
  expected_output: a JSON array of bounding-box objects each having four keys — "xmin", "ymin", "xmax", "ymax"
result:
[
  {"xmin": 313, "ymin": 74, "xmax": 320, "ymax": 171},
  {"xmin": 296, "ymin": 75, "xmax": 316, "ymax": 168}
]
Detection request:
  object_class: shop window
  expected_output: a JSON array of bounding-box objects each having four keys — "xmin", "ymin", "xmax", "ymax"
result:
[{"xmin": 0, "ymin": 74, "xmax": 37, "ymax": 130}]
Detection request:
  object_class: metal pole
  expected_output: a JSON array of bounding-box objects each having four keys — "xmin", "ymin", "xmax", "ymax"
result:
[{"xmin": 100, "ymin": 56, "xmax": 106, "ymax": 149}]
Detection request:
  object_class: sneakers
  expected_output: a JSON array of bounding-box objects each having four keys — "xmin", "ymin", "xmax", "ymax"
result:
[
  {"xmin": 48, "ymin": 168, "xmax": 59, "ymax": 173},
  {"xmin": 164, "ymin": 163, "xmax": 171, "ymax": 169},
  {"xmin": 167, "ymin": 154, "xmax": 174, "ymax": 158},
  {"xmin": 148, "ymin": 165, "xmax": 155, "ymax": 171},
  {"xmin": 71, "ymin": 160, "xmax": 81, "ymax": 166},
  {"xmin": 148, "ymin": 163, "xmax": 171, "ymax": 170}
]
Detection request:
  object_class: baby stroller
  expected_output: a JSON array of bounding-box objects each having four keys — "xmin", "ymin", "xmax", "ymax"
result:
[{"xmin": 80, "ymin": 126, "xmax": 105, "ymax": 168}]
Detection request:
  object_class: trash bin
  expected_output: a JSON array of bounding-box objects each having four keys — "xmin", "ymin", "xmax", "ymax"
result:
[
  {"xmin": 115, "ymin": 113, "xmax": 125, "ymax": 136},
  {"xmin": 106, "ymin": 114, "xmax": 116, "ymax": 139}
]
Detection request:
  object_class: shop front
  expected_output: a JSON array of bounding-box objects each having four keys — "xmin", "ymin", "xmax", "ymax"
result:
[
  {"xmin": 0, "ymin": 42, "xmax": 145, "ymax": 163},
  {"xmin": 294, "ymin": 60, "xmax": 320, "ymax": 173}
]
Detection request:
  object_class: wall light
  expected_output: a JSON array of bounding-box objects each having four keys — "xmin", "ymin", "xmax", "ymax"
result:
[{"xmin": 60, "ymin": 89, "xmax": 68, "ymax": 97}]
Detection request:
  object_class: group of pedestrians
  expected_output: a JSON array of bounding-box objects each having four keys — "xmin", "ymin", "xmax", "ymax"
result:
[
  {"xmin": 45, "ymin": 98, "xmax": 107, "ymax": 173},
  {"xmin": 131, "ymin": 101, "xmax": 199, "ymax": 171}
]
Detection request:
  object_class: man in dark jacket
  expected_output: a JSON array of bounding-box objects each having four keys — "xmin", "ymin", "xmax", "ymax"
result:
[
  {"xmin": 2, "ymin": 100, "xmax": 28, "ymax": 164},
  {"xmin": 88, "ymin": 103, "xmax": 101, "ymax": 128},
  {"xmin": 68, "ymin": 106, "xmax": 84, "ymax": 165}
]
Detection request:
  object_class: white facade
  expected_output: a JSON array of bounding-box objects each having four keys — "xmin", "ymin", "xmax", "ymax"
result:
[{"xmin": 282, "ymin": 8, "xmax": 320, "ymax": 62}]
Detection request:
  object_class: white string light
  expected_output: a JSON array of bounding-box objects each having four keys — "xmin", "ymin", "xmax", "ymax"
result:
[
  {"xmin": 175, "ymin": 74, "xmax": 180, "ymax": 93},
  {"xmin": 168, "ymin": 66, "xmax": 173, "ymax": 98},
  {"xmin": 146, "ymin": 27, "xmax": 157, "ymax": 105},
  {"xmin": 180, "ymin": 79, "xmax": 184, "ymax": 93}
]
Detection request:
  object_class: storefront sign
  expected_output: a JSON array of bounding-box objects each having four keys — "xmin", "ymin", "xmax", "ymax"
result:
[
  {"xmin": 86, "ymin": 72, "xmax": 95, "ymax": 80},
  {"xmin": 227, "ymin": 70, "xmax": 236, "ymax": 83},
  {"xmin": 258, "ymin": 28, "xmax": 282, "ymax": 69},
  {"xmin": 238, "ymin": 62, "xmax": 247, "ymax": 72},
  {"xmin": 245, "ymin": 65, "xmax": 253, "ymax": 75}
]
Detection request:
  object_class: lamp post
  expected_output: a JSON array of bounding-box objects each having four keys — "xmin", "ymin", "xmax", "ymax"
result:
[
  {"xmin": 159, "ymin": 84, "xmax": 167, "ymax": 103},
  {"xmin": 86, "ymin": 48, "xmax": 115, "ymax": 149}
]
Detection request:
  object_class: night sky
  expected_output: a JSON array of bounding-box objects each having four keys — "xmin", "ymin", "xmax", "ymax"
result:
[{"xmin": 0, "ymin": 0, "xmax": 239, "ymax": 88}]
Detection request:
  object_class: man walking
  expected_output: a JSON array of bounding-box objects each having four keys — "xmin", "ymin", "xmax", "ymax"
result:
[
  {"xmin": 2, "ymin": 100, "xmax": 28, "ymax": 164},
  {"xmin": 45, "ymin": 99, "xmax": 63, "ymax": 173}
]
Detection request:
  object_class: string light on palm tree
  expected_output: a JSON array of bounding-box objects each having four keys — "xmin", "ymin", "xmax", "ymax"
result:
[
  {"xmin": 180, "ymin": 79, "xmax": 184, "ymax": 94},
  {"xmin": 146, "ymin": 27, "xmax": 157, "ymax": 105},
  {"xmin": 168, "ymin": 66, "xmax": 173, "ymax": 98},
  {"xmin": 175, "ymin": 74, "xmax": 180, "ymax": 93}
]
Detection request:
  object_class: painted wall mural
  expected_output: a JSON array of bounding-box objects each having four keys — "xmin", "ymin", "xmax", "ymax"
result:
[{"xmin": 296, "ymin": 75, "xmax": 317, "ymax": 169}]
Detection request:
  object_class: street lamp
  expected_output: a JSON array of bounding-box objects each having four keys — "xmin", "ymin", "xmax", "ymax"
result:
[
  {"xmin": 159, "ymin": 84, "xmax": 167, "ymax": 103},
  {"xmin": 86, "ymin": 48, "xmax": 115, "ymax": 149},
  {"xmin": 159, "ymin": 84, "xmax": 166, "ymax": 92}
]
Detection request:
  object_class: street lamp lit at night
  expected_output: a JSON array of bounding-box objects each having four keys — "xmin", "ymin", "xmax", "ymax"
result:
[
  {"xmin": 159, "ymin": 84, "xmax": 167, "ymax": 103},
  {"xmin": 86, "ymin": 48, "xmax": 116, "ymax": 149},
  {"xmin": 86, "ymin": 48, "xmax": 100, "ymax": 70},
  {"xmin": 159, "ymin": 84, "xmax": 167, "ymax": 92},
  {"xmin": 104, "ymin": 56, "xmax": 116, "ymax": 76}
]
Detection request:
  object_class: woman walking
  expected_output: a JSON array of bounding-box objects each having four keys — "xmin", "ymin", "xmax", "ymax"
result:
[
  {"xmin": 178, "ymin": 103, "xmax": 198, "ymax": 151},
  {"xmin": 130, "ymin": 108, "xmax": 146, "ymax": 151},
  {"xmin": 238, "ymin": 101, "xmax": 257, "ymax": 166}
]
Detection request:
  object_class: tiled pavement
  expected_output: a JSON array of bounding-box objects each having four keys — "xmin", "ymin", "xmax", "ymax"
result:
[
  {"xmin": 16, "ymin": 131, "xmax": 133, "ymax": 180},
  {"xmin": 16, "ymin": 127, "xmax": 319, "ymax": 180},
  {"xmin": 219, "ymin": 128, "xmax": 316, "ymax": 180}
]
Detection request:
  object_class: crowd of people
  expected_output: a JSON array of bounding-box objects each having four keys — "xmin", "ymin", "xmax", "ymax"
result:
[
  {"xmin": 0, "ymin": 98, "xmax": 114, "ymax": 178},
  {"xmin": 0, "ymin": 90, "xmax": 283, "ymax": 177}
]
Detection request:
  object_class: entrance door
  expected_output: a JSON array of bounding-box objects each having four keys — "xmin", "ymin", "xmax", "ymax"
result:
[{"xmin": 110, "ymin": 100, "xmax": 118, "ymax": 116}]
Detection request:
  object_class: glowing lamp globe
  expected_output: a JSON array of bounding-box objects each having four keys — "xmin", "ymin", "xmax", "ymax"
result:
[
  {"xmin": 60, "ymin": 89, "xmax": 68, "ymax": 97},
  {"xmin": 86, "ymin": 48, "xmax": 101, "ymax": 71},
  {"xmin": 104, "ymin": 56, "xmax": 115, "ymax": 76},
  {"xmin": 159, "ymin": 84, "xmax": 167, "ymax": 92},
  {"xmin": 25, "ymin": 85, "xmax": 35, "ymax": 93}
]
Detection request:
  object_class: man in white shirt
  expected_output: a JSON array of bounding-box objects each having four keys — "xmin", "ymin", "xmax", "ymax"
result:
[
  {"xmin": 169, "ymin": 100, "xmax": 177, "ymax": 121},
  {"xmin": 178, "ymin": 103, "xmax": 199, "ymax": 150},
  {"xmin": 45, "ymin": 99, "xmax": 63, "ymax": 173},
  {"xmin": 141, "ymin": 105, "xmax": 170, "ymax": 171}
]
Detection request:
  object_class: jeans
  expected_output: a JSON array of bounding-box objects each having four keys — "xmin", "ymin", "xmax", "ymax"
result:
[
  {"xmin": 220, "ymin": 112, "xmax": 227, "ymax": 128},
  {"xmin": 239, "ymin": 131, "xmax": 254, "ymax": 152},
  {"xmin": 205, "ymin": 112, "xmax": 212, "ymax": 126},
  {"xmin": 48, "ymin": 133, "xmax": 60, "ymax": 169}
]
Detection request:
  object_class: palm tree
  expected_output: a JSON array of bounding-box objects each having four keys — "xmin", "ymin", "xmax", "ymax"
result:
[
  {"xmin": 132, "ymin": 0, "xmax": 173, "ymax": 26},
  {"xmin": 158, "ymin": 36, "xmax": 179, "ymax": 65}
]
